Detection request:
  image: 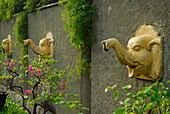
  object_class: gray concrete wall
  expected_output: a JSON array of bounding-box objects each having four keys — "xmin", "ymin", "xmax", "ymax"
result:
[
  {"xmin": 0, "ymin": 4, "xmax": 81, "ymax": 114},
  {"xmin": 0, "ymin": 0, "xmax": 170, "ymax": 114},
  {"xmin": 28, "ymin": 5, "xmax": 80, "ymax": 114},
  {"xmin": 0, "ymin": 19, "xmax": 27, "ymax": 90},
  {"xmin": 0, "ymin": 18, "xmax": 23, "ymax": 61},
  {"xmin": 91, "ymin": 0, "xmax": 170, "ymax": 113}
]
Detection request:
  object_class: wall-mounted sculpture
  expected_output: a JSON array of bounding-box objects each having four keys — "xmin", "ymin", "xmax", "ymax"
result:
[
  {"xmin": 102, "ymin": 25, "xmax": 162, "ymax": 81},
  {"xmin": 23, "ymin": 32, "xmax": 54, "ymax": 61},
  {"xmin": 2, "ymin": 35, "xmax": 12, "ymax": 59}
]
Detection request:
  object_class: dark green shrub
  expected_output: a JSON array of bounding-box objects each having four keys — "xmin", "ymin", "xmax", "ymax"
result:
[{"xmin": 0, "ymin": 96, "xmax": 28, "ymax": 114}]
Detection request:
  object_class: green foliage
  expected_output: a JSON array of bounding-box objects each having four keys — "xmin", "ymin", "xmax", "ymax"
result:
[
  {"xmin": 61, "ymin": 0, "xmax": 96, "ymax": 49},
  {"xmin": 0, "ymin": 0, "xmax": 96, "ymax": 75},
  {"xmin": 13, "ymin": 11, "xmax": 28, "ymax": 66},
  {"xmin": 0, "ymin": 96, "xmax": 28, "ymax": 114},
  {"xmin": 106, "ymin": 81, "xmax": 170, "ymax": 114},
  {"xmin": 0, "ymin": 54, "xmax": 88, "ymax": 113},
  {"xmin": 61, "ymin": 0, "xmax": 97, "ymax": 74},
  {"xmin": 0, "ymin": 0, "xmax": 25, "ymax": 21},
  {"xmin": 0, "ymin": 0, "xmax": 58, "ymax": 21},
  {"xmin": 13, "ymin": 11, "xmax": 28, "ymax": 46},
  {"xmin": 0, "ymin": 0, "xmax": 58, "ymax": 62}
]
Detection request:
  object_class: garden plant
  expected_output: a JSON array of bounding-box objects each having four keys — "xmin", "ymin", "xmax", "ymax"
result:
[
  {"xmin": 105, "ymin": 81, "xmax": 170, "ymax": 114},
  {"xmin": 0, "ymin": 45, "xmax": 87, "ymax": 114}
]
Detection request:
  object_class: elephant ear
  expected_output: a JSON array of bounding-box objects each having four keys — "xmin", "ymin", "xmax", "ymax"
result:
[
  {"xmin": 147, "ymin": 37, "xmax": 162, "ymax": 81},
  {"xmin": 46, "ymin": 32, "xmax": 54, "ymax": 58}
]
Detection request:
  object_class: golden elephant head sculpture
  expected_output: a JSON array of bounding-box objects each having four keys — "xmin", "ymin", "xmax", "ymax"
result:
[
  {"xmin": 23, "ymin": 32, "xmax": 54, "ymax": 61},
  {"xmin": 102, "ymin": 25, "xmax": 162, "ymax": 81},
  {"xmin": 2, "ymin": 35, "xmax": 12, "ymax": 59}
]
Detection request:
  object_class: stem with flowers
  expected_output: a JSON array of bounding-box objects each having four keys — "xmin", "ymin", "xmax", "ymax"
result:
[{"xmin": 0, "ymin": 53, "xmax": 88, "ymax": 114}]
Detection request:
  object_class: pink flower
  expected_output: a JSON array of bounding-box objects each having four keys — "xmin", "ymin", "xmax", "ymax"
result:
[
  {"xmin": 25, "ymin": 90, "xmax": 33, "ymax": 95},
  {"xmin": 64, "ymin": 87, "xmax": 66, "ymax": 90},
  {"xmin": 65, "ymin": 83, "xmax": 67, "ymax": 85},
  {"xmin": 63, "ymin": 83, "xmax": 65, "ymax": 85},
  {"xmin": 0, "ymin": 79, "xmax": 2, "ymax": 80},
  {"xmin": 10, "ymin": 62, "xmax": 15, "ymax": 67},
  {"xmin": 61, "ymin": 81, "xmax": 63, "ymax": 83},
  {"xmin": 6, "ymin": 60, "xmax": 9, "ymax": 63},
  {"xmin": 59, "ymin": 87, "xmax": 63, "ymax": 90},
  {"xmin": 38, "ymin": 69, "xmax": 41, "ymax": 73},
  {"xmin": 37, "ymin": 69, "xmax": 41, "ymax": 75},
  {"xmin": 31, "ymin": 71, "xmax": 34, "ymax": 74},
  {"xmin": 28, "ymin": 66, "xmax": 33, "ymax": 71}
]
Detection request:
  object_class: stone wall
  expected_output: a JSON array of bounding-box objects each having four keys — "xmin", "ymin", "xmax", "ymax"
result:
[
  {"xmin": 91, "ymin": 0, "xmax": 170, "ymax": 113},
  {"xmin": 27, "ymin": 5, "xmax": 80, "ymax": 114},
  {"xmin": 0, "ymin": 0, "xmax": 170, "ymax": 114},
  {"xmin": 0, "ymin": 4, "xmax": 80, "ymax": 114}
]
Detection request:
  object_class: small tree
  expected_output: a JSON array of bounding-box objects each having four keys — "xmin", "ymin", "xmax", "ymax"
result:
[{"xmin": 0, "ymin": 52, "xmax": 88, "ymax": 114}]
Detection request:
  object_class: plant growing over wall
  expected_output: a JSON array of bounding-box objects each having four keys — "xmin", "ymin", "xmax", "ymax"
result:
[
  {"xmin": 60, "ymin": 0, "xmax": 97, "ymax": 74},
  {"xmin": 0, "ymin": 0, "xmax": 59, "ymax": 59},
  {"xmin": 105, "ymin": 81, "xmax": 170, "ymax": 114},
  {"xmin": 13, "ymin": 11, "xmax": 28, "ymax": 66}
]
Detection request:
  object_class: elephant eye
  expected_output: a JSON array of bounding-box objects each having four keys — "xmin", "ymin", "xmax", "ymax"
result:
[
  {"xmin": 134, "ymin": 46, "xmax": 140, "ymax": 51},
  {"xmin": 41, "ymin": 43, "xmax": 45, "ymax": 47}
]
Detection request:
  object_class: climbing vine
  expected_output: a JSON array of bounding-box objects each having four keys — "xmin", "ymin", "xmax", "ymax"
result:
[
  {"xmin": 60, "ymin": 0, "xmax": 97, "ymax": 74},
  {"xmin": 0, "ymin": 0, "xmax": 59, "ymax": 65},
  {"xmin": 13, "ymin": 11, "xmax": 28, "ymax": 66}
]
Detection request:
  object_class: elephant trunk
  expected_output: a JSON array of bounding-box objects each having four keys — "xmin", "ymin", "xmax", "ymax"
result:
[
  {"xmin": 102, "ymin": 38, "xmax": 140, "ymax": 67},
  {"xmin": 23, "ymin": 39, "xmax": 42, "ymax": 55}
]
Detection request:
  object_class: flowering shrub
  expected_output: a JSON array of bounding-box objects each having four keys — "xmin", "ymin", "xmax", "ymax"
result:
[{"xmin": 0, "ymin": 53, "xmax": 87, "ymax": 113}]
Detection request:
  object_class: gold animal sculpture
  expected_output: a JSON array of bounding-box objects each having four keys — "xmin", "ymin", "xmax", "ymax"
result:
[
  {"xmin": 2, "ymin": 35, "xmax": 12, "ymax": 59},
  {"xmin": 23, "ymin": 32, "xmax": 54, "ymax": 61},
  {"xmin": 102, "ymin": 25, "xmax": 162, "ymax": 81}
]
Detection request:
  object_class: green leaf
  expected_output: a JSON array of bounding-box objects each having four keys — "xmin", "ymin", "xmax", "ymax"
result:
[
  {"xmin": 145, "ymin": 90, "xmax": 152, "ymax": 97},
  {"xmin": 156, "ymin": 101, "xmax": 161, "ymax": 106},
  {"xmin": 105, "ymin": 88, "xmax": 109, "ymax": 93},
  {"xmin": 151, "ymin": 87, "xmax": 159, "ymax": 93},
  {"xmin": 160, "ymin": 91, "xmax": 167, "ymax": 97},
  {"xmin": 166, "ymin": 91, "xmax": 170, "ymax": 97},
  {"xmin": 77, "ymin": 113, "xmax": 83, "ymax": 114},
  {"xmin": 127, "ymin": 92, "xmax": 133, "ymax": 96},
  {"xmin": 167, "ymin": 80, "xmax": 170, "ymax": 84},
  {"xmin": 151, "ymin": 97, "xmax": 156, "ymax": 102},
  {"xmin": 125, "ymin": 102, "xmax": 131, "ymax": 107},
  {"xmin": 115, "ymin": 108, "xmax": 125, "ymax": 114},
  {"xmin": 153, "ymin": 81, "xmax": 158, "ymax": 86},
  {"xmin": 119, "ymin": 101, "xmax": 124, "ymax": 105},
  {"xmin": 153, "ymin": 93, "xmax": 161, "ymax": 101},
  {"xmin": 134, "ymin": 107, "xmax": 139, "ymax": 113},
  {"xmin": 111, "ymin": 85, "xmax": 117, "ymax": 89},
  {"xmin": 114, "ymin": 91, "xmax": 119, "ymax": 100},
  {"xmin": 81, "ymin": 107, "xmax": 89, "ymax": 111},
  {"xmin": 136, "ymin": 91, "xmax": 144, "ymax": 97},
  {"xmin": 134, "ymin": 95, "xmax": 138, "ymax": 101},
  {"xmin": 125, "ymin": 98, "xmax": 131, "ymax": 103},
  {"xmin": 122, "ymin": 85, "xmax": 132, "ymax": 91}
]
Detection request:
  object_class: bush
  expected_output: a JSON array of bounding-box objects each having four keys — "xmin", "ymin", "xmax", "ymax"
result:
[
  {"xmin": 0, "ymin": 96, "xmax": 28, "ymax": 114},
  {"xmin": 105, "ymin": 81, "xmax": 170, "ymax": 114}
]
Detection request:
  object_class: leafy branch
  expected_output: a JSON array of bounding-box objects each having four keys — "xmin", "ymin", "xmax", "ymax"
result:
[{"xmin": 105, "ymin": 81, "xmax": 170, "ymax": 114}]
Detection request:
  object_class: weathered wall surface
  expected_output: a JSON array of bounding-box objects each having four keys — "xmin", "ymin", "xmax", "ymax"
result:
[
  {"xmin": 0, "ymin": 5, "xmax": 81, "ymax": 114},
  {"xmin": 0, "ymin": 18, "xmax": 23, "ymax": 61},
  {"xmin": 28, "ymin": 5, "xmax": 80, "ymax": 114},
  {"xmin": 91, "ymin": 0, "xmax": 170, "ymax": 113},
  {"xmin": 0, "ymin": 19, "xmax": 28, "ymax": 90},
  {"xmin": 0, "ymin": 0, "xmax": 170, "ymax": 114}
]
